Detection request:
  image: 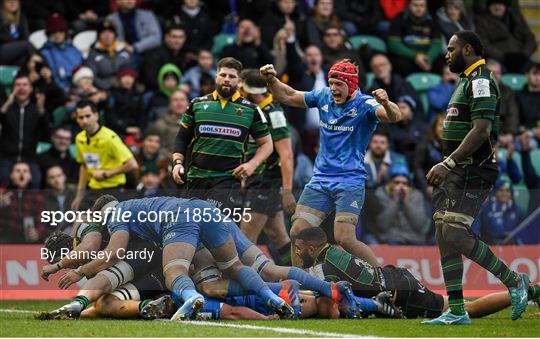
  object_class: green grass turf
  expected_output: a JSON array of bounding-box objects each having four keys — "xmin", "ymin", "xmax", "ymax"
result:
[{"xmin": 0, "ymin": 300, "xmax": 539, "ymax": 337}]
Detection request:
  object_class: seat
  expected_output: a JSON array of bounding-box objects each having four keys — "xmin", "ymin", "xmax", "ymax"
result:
[
  {"xmin": 52, "ymin": 106, "xmax": 67, "ymax": 127},
  {"xmin": 69, "ymin": 144, "xmax": 77, "ymax": 159},
  {"xmin": 406, "ymin": 72, "xmax": 441, "ymax": 114},
  {"xmin": 73, "ymin": 30, "xmax": 97, "ymax": 58},
  {"xmin": 0, "ymin": 65, "xmax": 20, "ymax": 89},
  {"xmin": 365, "ymin": 72, "xmax": 374, "ymax": 89},
  {"xmin": 349, "ymin": 35, "xmax": 387, "ymax": 53},
  {"xmin": 36, "ymin": 141, "xmax": 52, "ymax": 154},
  {"xmin": 501, "ymin": 73, "xmax": 527, "ymax": 91},
  {"xmin": 28, "ymin": 29, "xmax": 47, "ymax": 49},
  {"xmin": 212, "ymin": 33, "xmax": 236, "ymax": 59}
]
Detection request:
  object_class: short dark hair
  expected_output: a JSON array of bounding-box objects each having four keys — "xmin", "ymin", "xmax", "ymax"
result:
[
  {"xmin": 76, "ymin": 100, "xmax": 98, "ymax": 114},
  {"xmin": 526, "ymin": 61, "xmax": 540, "ymax": 73},
  {"xmin": 14, "ymin": 71, "xmax": 31, "ymax": 83},
  {"xmin": 372, "ymin": 125, "xmax": 390, "ymax": 140},
  {"xmin": 295, "ymin": 227, "xmax": 328, "ymax": 246},
  {"xmin": 454, "ymin": 30, "xmax": 483, "ymax": 56},
  {"xmin": 240, "ymin": 68, "xmax": 267, "ymax": 88},
  {"xmin": 164, "ymin": 23, "xmax": 186, "ymax": 35},
  {"xmin": 217, "ymin": 57, "xmax": 243, "ymax": 73},
  {"xmin": 91, "ymin": 194, "xmax": 118, "ymax": 212}
]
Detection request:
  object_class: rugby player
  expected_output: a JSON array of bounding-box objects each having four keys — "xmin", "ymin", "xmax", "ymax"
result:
[
  {"xmin": 294, "ymin": 227, "xmax": 540, "ymax": 320},
  {"xmin": 424, "ymin": 30, "xmax": 529, "ymax": 324},
  {"xmin": 260, "ymin": 60, "xmax": 402, "ymax": 268}
]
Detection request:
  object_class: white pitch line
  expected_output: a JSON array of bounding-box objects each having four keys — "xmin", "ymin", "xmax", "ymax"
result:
[{"xmin": 0, "ymin": 309, "xmax": 38, "ymax": 314}]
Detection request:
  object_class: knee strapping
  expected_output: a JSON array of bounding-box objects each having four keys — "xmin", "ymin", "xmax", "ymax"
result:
[
  {"xmin": 291, "ymin": 212, "xmax": 322, "ymax": 227},
  {"xmin": 251, "ymin": 253, "xmax": 271, "ymax": 275},
  {"xmin": 110, "ymin": 282, "xmax": 140, "ymax": 301},
  {"xmin": 192, "ymin": 266, "xmax": 221, "ymax": 285},
  {"xmin": 216, "ymin": 256, "xmax": 239, "ymax": 271},
  {"xmin": 98, "ymin": 260, "xmax": 134, "ymax": 290},
  {"xmin": 442, "ymin": 211, "xmax": 474, "ymax": 227},
  {"xmin": 163, "ymin": 258, "xmax": 191, "ymax": 273},
  {"xmin": 335, "ymin": 215, "xmax": 358, "ymax": 224}
]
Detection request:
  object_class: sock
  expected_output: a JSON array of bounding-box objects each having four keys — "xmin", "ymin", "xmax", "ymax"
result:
[
  {"xmin": 528, "ymin": 284, "xmax": 540, "ymax": 300},
  {"xmin": 278, "ymin": 242, "xmax": 292, "ymax": 266},
  {"xmin": 138, "ymin": 299, "xmax": 151, "ymax": 311},
  {"xmin": 267, "ymin": 282, "xmax": 283, "ymax": 294},
  {"xmin": 466, "ymin": 239, "xmax": 519, "ymax": 288},
  {"xmin": 354, "ymin": 296, "xmax": 377, "ymax": 313},
  {"xmin": 227, "ymin": 280, "xmax": 248, "ymax": 296},
  {"xmin": 73, "ymin": 295, "xmax": 90, "ymax": 311},
  {"xmin": 171, "ymin": 275, "xmax": 199, "ymax": 303},
  {"xmin": 287, "ymin": 267, "xmax": 333, "ymax": 298},
  {"xmin": 441, "ymin": 254, "xmax": 466, "ymax": 315},
  {"xmin": 236, "ymin": 266, "xmax": 276, "ymax": 302}
]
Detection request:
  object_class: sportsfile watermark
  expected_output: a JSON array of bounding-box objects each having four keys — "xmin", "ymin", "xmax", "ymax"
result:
[{"xmin": 41, "ymin": 207, "xmax": 253, "ymax": 226}]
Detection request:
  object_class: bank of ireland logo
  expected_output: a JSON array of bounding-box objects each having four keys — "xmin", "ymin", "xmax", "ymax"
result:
[{"xmin": 329, "ymin": 119, "xmax": 337, "ymax": 124}]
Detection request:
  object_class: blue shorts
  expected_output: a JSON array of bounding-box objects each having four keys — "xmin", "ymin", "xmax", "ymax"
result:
[
  {"xmin": 200, "ymin": 298, "xmax": 223, "ymax": 320},
  {"xmin": 298, "ymin": 180, "xmax": 365, "ymax": 215},
  {"xmin": 163, "ymin": 199, "xmax": 231, "ymax": 250}
]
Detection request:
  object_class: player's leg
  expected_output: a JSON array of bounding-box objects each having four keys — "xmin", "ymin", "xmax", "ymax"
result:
[
  {"xmin": 221, "ymin": 304, "xmax": 279, "ymax": 320},
  {"xmin": 290, "ymin": 205, "xmax": 326, "ymax": 267},
  {"xmin": 80, "ymin": 305, "xmax": 100, "ymax": 318},
  {"xmin": 263, "ymin": 211, "xmax": 292, "ymax": 265},
  {"xmin": 240, "ymin": 176, "xmax": 270, "ymax": 244},
  {"xmin": 93, "ymin": 293, "xmax": 141, "ymax": 319},
  {"xmin": 240, "ymin": 211, "xmax": 269, "ymax": 244}
]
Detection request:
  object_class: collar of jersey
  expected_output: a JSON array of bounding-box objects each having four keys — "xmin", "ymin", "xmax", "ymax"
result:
[
  {"xmin": 462, "ymin": 59, "xmax": 486, "ymax": 78},
  {"xmin": 314, "ymin": 243, "xmax": 331, "ymax": 264},
  {"xmin": 85, "ymin": 126, "xmax": 103, "ymax": 144},
  {"xmin": 212, "ymin": 90, "xmax": 241, "ymax": 109},
  {"xmin": 258, "ymin": 94, "xmax": 273, "ymax": 109}
]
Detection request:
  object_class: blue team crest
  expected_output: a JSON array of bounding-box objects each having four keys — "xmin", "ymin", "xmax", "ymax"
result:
[{"xmin": 347, "ymin": 108, "xmax": 357, "ymax": 117}]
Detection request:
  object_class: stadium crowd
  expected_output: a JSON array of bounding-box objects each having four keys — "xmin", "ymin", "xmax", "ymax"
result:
[{"xmin": 0, "ymin": 0, "xmax": 539, "ymax": 249}]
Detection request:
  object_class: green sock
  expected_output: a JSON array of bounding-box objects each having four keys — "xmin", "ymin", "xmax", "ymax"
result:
[
  {"xmin": 73, "ymin": 295, "xmax": 90, "ymax": 310},
  {"xmin": 442, "ymin": 254, "xmax": 466, "ymax": 315},
  {"xmin": 466, "ymin": 240, "xmax": 519, "ymax": 288},
  {"xmin": 139, "ymin": 299, "xmax": 151, "ymax": 311},
  {"xmin": 528, "ymin": 284, "xmax": 540, "ymax": 300}
]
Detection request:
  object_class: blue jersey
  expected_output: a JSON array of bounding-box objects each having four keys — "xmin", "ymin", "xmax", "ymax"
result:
[{"xmin": 304, "ymin": 87, "xmax": 381, "ymax": 183}]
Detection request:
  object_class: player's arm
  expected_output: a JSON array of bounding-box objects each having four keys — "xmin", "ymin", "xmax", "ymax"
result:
[
  {"xmin": 372, "ymin": 89, "xmax": 402, "ymax": 123},
  {"xmin": 71, "ymin": 165, "xmax": 89, "ymax": 210},
  {"xmin": 232, "ymin": 134, "xmax": 273, "ymax": 179},
  {"xmin": 58, "ymin": 232, "xmax": 102, "ymax": 269},
  {"xmin": 172, "ymin": 103, "xmax": 196, "ymax": 184},
  {"xmin": 104, "ymin": 157, "xmax": 138, "ymax": 177},
  {"xmin": 450, "ymin": 118, "xmax": 492, "ymax": 164},
  {"xmin": 58, "ymin": 231, "xmax": 130, "ymax": 289},
  {"xmin": 221, "ymin": 304, "xmax": 278, "ymax": 320},
  {"xmin": 274, "ymin": 137, "xmax": 296, "ymax": 214},
  {"xmin": 260, "ymin": 64, "xmax": 307, "ymax": 108}
]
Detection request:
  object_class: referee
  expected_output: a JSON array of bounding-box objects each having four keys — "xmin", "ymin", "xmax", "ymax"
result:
[
  {"xmin": 171, "ymin": 58, "xmax": 273, "ymax": 210},
  {"xmin": 423, "ymin": 30, "xmax": 529, "ymax": 325}
]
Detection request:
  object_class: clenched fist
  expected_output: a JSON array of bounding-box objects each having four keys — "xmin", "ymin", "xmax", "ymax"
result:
[
  {"xmin": 372, "ymin": 89, "xmax": 389, "ymax": 106},
  {"xmin": 260, "ymin": 64, "xmax": 277, "ymax": 84}
]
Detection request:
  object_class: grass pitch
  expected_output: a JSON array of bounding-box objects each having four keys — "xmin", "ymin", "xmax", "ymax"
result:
[{"xmin": 1, "ymin": 300, "xmax": 539, "ymax": 337}]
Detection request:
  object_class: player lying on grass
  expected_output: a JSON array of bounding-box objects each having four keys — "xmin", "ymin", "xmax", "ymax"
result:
[
  {"xmin": 46, "ymin": 195, "xmax": 294, "ymax": 321},
  {"xmin": 294, "ymin": 227, "xmax": 540, "ymax": 319},
  {"xmin": 185, "ymin": 221, "xmax": 402, "ymax": 319}
]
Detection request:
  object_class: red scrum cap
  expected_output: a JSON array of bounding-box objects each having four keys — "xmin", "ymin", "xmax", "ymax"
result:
[{"xmin": 328, "ymin": 60, "xmax": 359, "ymax": 98}]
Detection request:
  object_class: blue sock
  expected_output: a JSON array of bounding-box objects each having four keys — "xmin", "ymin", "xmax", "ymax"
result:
[
  {"xmin": 355, "ymin": 296, "xmax": 377, "ymax": 313},
  {"xmin": 267, "ymin": 282, "xmax": 283, "ymax": 294},
  {"xmin": 287, "ymin": 267, "xmax": 333, "ymax": 298},
  {"xmin": 227, "ymin": 280, "xmax": 248, "ymax": 296},
  {"xmin": 171, "ymin": 275, "xmax": 199, "ymax": 304},
  {"xmin": 236, "ymin": 266, "xmax": 276, "ymax": 301}
]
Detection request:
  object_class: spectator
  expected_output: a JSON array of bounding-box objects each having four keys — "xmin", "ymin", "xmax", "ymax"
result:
[
  {"xmin": 149, "ymin": 90, "xmax": 188, "ymax": 159},
  {"xmin": 136, "ymin": 165, "xmax": 163, "ymax": 198},
  {"xmin": 412, "ymin": 113, "xmax": 444, "ymax": 197},
  {"xmin": 66, "ymin": 66, "xmax": 108, "ymax": 123},
  {"xmin": 369, "ymin": 53, "xmax": 423, "ymax": 116},
  {"xmin": 40, "ymin": 13, "xmax": 83, "ymax": 92},
  {"xmin": 517, "ymin": 62, "xmax": 540, "ymax": 130},
  {"xmin": 164, "ymin": 0, "xmax": 213, "ymax": 54},
  {"xmin": 486, "ymin": 58, "xmax": 519, "ymax": 135},
  {"xmin": 378, "ymin": 0, "xmax": 409, "ymax": 37},
  {"xmin": 496, "ymin": 137, "xmax": 522, "ymax": 185},
  {"xmin": 182, "ymin": 49, "xmax": 216, "ymax": 99},
  {"xmin": 71, "ymin": 100, "xmax": 138, "ymax": 211},
  {"xmin": 106, "ymin": 68, "xmax": 145, "ymax": 139},
  {"xmin": 272, "ymin": 19, "xmax": 300, "ymax": 76},
  {"xmin": 0, "ymin": 73, "xmax": 49, "ymax": 188},
  {"xmin": 22, "ymin": 53, "xmax": 67, "ymax": 114},
  {"xmin": 472, "ymin": 178, "xmax": 523, "ymax": 244},
  {"xmin": 364, "ymin": 127, "xmax": 408, "ymax": 189},
  {"xmin": 475, "ymin": 0, "xmax": 537, "ymax": 73},
  {"xmin": 259, "ymin": 0, "xmax": 307, "ymax": 49},
  {"xmin": 220, "ymin": 19, "xmax": 274, "ymax": 69},
  {"xmin": 0, "ymin": 0, "xmax": 33, "ymax": 66},
  {"xmin": 106, "ymin": 0, "xmax": 162, "ymax": 56},
  {"xmin": 20, "ymin": 0, "xmax": 63, "ymax": 32},
  {"xmin": 305, "ymin": 0, "xmax": 341, "ymax": 48},
  {"xmin": 388, "ymin": 0, "xmax": 444, "ymax": 76},
  {"xmin": 85, "ymin": 20, "xmax": 134, "ymax": 91},
  {"xmin": 334, "ymin": 0, "xmax": 383, "ymax": 36},
  {"xmin": 436, "ymin": 0, "xmax": 474, "ymax": 47},
  {"xmin": 0, "ymin": 162, "xmax": 46, "ymax": 243},
  {"xmin": 198, "ymin": 71, "xmax": 216, "ymax": 96},
  {"xmin": 134, "ymin": 131, "xmax": 167, "ymax": 181},
  {"xmin": 147, "ymin": 63, "xmax": 182, "ymax": 123},
  {"xmin": 387, "ymin": 95, "xmax": 427, "ymax": 164},
  {"xmin": 42, "ymin": 165, "xmax": 75, "ymax": 232},
  {"xmin": 427, "ymin": 65, "xmax": 457, "ymax": 119},
  {"xmin": 367, "ymin": 163, "xmax": 428, "ymax": 245},
  {"xmin": 140, "ymin": 24, "xmax": 193, "ymax": 91},
  {"xmin": 64, "ymin": 0, "xmax": 109, "ymax": 33},
  {"xmin": 320, "ymin": 26, "xmax": 362, "ymax": 73},
  {"xmin": 37, "ymin": 126, "xmax": 79, "ymax": 185}
]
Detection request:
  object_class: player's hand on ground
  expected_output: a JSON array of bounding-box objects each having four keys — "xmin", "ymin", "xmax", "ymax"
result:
[
  {"xmin": 372, "ymin": 89, "xmax": 389, "ymax": 106},
  {"xmin": 232, "ymin": 162, "xmax": 256, "ymax": 180},
  {"xmin": 41, "ymin": 264, "xmax": 59, "ymax": 281},
  {"xmin": 282, "ymin": 189, "xmax": 297, "ymax": 215},
  {"xmin": 426, "ymin": 162, "xmax": 450, "ymax": 186},
  {"xmin": 172, "ymin": 163, "xmax": 185, "ymax": 185},
  {"xmin": 260, "ymin": 64, "xmax": 277, "ymax": 83},
  {"xmin": 58, "ymin": 269, "xmax": 83, "ymax": 289}
]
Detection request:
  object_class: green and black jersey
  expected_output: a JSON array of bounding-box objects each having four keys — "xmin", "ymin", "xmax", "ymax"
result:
[
  {"xmin": 246, "ymin": 94, "xmax": 291, "ymax": 177},
  {"xmin": 175, "ymin": 90, "xmax": 270, "ymax": 179},
  {"xmin": 74, "ymin": 221, "xmax": 109, "ymax": 250},
  {"xmin": 308, "ymin": 245, "xmax": 385, "ymax": 298},
  {"xmin": 443, "ymin": 59, "xmax": 500, "ymax": 171}
]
